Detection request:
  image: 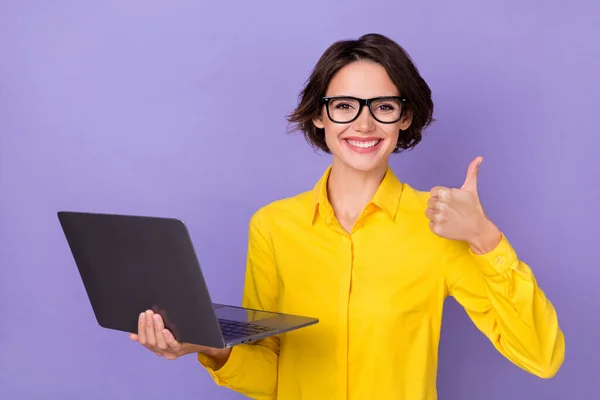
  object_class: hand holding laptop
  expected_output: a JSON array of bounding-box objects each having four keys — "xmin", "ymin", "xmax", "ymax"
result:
[
  {"xmin": 130, "ymin": 309, "xmax": 232, "ymax": 366},
  {"xmin": 57, "ymin": 211, "xmax": 318, "ymax": 354}
]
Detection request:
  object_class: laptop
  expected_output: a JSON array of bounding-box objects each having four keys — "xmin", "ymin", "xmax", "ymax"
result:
[{"xmin": 57, "ymin": 211, "xmax": 318, "ymax": 348}]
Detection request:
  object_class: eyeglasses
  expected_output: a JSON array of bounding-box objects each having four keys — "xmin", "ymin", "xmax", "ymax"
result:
[{"xmin": 321, "ymin": 96, "xmax": 408, "ymax": 124}]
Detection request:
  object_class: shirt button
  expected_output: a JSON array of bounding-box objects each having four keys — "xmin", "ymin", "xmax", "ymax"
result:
[{"xmin": 495, "ymin": 256, "xmax": 503, "ymax": 264}]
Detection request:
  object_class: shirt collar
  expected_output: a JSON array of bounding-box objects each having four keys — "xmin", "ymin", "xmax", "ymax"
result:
[{"xmin": 310, "ymin": 165, "xmax": 404, "ymax": 224}]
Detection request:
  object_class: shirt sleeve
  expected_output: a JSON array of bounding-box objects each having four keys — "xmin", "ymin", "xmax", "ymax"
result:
[
  {"xmin": 197, "ymin": 209, "xmax": 280, "ymax": 399},
  {"xmin": 442, "ymin": 233, "xmax": 565, "ymax": 378}
]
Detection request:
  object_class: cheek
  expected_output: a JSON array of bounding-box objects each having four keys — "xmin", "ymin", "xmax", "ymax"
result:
[
  {"xmin": 323, "ymin": 122, "xmax": 346, "ymax": 146},
  {"xmin": 383, "ymin": 126, "xmax": 400, "ymax": 149}
]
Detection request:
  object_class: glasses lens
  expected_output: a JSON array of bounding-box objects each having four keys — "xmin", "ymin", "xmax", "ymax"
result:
[
  {"xmin": 328, "ymin": 97, "xmax": 361, "ymax": 123},
  {"xmin": 370, "ymin": 97, "xmax": 403, "ymax": 123}
]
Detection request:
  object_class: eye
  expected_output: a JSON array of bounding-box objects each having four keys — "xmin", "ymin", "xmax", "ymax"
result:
[
  {"xmin": 374, "ymin": 103, "xmax": 397, "ymax": 114},
  {"xmin": 372, "ymin": 98, "xmax": 402, "ymax": 114},
  {"xmin": 335, "ymin": 102, "xmax": 354, "ymax": 110}
]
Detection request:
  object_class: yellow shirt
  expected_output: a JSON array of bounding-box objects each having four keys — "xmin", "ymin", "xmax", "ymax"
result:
[{"xmin": 198, "ymin": 166, "xmax": 564, "ymax": 399}]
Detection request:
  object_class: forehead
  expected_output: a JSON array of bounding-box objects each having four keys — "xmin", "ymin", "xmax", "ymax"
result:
[{"xmin": 326, "ymin": 60, "xmax": 400, "ymax": 98}]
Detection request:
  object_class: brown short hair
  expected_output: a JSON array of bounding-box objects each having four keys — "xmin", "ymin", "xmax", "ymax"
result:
[{"xmin": 287, "ymin": 33, "xmax": 434, "ymax": 153}]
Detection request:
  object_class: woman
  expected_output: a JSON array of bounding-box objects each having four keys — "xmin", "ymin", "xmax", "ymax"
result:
[{"xmin": 130, "ymin": 33, "xmax": 564, "ymax": 399}]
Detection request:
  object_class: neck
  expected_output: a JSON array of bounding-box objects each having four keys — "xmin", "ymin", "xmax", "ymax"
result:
[{"xmin": 327, "ymin": 158, "xmax": 388, "ymax": 221}]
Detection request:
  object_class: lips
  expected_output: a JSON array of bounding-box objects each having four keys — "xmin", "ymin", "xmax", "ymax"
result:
[
  {"xmin": 342, "ymin": 137, "xmax": 384, "ymax": 153},
  {"xmin": 345, "ymin": 138, "xmax": 381, "ymax": 148}
]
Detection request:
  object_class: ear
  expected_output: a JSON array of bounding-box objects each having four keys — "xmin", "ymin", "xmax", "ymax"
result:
[
  {"xmin": 312, "ymin": 114, "xmax": 325, "ymax": 129},
  {"xmin": 398, "ymin": 109, "xmax": 413, "ymax": 131}
]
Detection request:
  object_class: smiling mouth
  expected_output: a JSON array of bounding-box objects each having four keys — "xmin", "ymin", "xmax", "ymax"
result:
[{"xmin": 344, "ymin": 139, "xmax": 382, "ymax": 149}]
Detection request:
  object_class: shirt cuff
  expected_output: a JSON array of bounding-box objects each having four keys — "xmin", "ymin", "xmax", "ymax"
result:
[
  {"xmin": 469, "ymin": 233, "xmax": 519, "ymax": 277},
  {"xmin": 197, "ymin": 346, "xmax": 244, "ymax": 385}
]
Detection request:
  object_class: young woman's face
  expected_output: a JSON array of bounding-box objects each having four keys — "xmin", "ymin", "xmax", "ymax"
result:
[{"xmin": 313, "ymin": 60, "xmax": 412, "ymax": 173}]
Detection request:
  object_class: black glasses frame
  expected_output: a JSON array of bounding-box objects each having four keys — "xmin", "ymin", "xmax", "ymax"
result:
[{"xmin": 321, "ymin": 96, "xmax": 408, "ymax": 124}]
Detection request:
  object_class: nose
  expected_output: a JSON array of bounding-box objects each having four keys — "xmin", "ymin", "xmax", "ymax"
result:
[{"xmin": 352, "ymin": 104, "xmax": 376, "ymax": 133}]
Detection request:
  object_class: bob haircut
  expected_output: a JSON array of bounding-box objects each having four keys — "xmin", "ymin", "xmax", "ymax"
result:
[{"xmin": 288, "ymin": 33, "xmax": 434, "ymax": 153}]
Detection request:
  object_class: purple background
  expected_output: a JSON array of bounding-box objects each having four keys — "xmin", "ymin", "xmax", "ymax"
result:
[{"xmin": 1, "ymin": 1, "xmax": 598, "ymax": 399}]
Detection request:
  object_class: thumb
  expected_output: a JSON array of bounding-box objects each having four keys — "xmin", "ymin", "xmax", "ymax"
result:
[{"xmin": 461, "ymin": 156, "xmax": 483, "ymax": 193}]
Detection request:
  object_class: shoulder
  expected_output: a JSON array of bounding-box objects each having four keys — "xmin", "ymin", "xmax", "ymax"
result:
[
  {"xmin": 248, "ymin": 189, "xmax": 313, "ymax": 235},
  {"xmin": 397, "ymin": 181, "xmax": 433, "ymax": 217}
]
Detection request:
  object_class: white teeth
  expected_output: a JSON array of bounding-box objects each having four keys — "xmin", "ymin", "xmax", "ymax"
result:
[{"xmin": 346, "ymin": 139, "xmax": 381, "ymax": 148}]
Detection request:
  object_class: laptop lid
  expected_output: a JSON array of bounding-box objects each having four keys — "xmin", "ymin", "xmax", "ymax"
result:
[{"xmin": 57, "ymin": 211, "xmax": 226, "ymax": 348}]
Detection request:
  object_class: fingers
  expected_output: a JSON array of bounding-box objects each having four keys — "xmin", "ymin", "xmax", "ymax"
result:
[
  {"xmin": 429, "ymin": 220, "xmax": 443, "ymax": 235},
  {"xmin": 144, "ymin": 310, "xmax": 157, "ymax": 347},
  {"xmin": 137, "ymin": 310, "xmax": 161, "ymax": 355},
  {"xmin": 430, "ymin": 186, "xmax": 451, "ymax": 201},
  {"xmin": 137, "ymin": 312, "xmax": 147, "ymax": 344},
  {"xmin": 132, "ymin": 310, "xmax": 183, "ymax": 359},
  {"xmin": 425, "ymin": 207, "xmax": 444, "ymax": 224},
  {"xmin": 427, "ymin": 196, "xmax": 447, "ymax": 212},
  {"xmin": 162, "ymin": 329, "xmax": 183, "ymax": 360},
  {"xmin": 162, "ymin": 328, "xmax": 181, "ymax": 352},
  {"xmin": 426, "ymin": 191, "xmax": 448, "ymax": 229},
  {"xmin": 427, "ymin": 190, "xmax": 448, "ymax": 224},
  {"xmin": 153, "ymin": 314, "xmax": 168, "ymax": 350},
  {"xmin": 425, "ymin": 206, "xmax": 437, "ymax": 220}
]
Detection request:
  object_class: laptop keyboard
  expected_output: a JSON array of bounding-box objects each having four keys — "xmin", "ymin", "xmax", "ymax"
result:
[{"xmin": 218, "ymin": 318, "xmax": 274, "ymax": 341}]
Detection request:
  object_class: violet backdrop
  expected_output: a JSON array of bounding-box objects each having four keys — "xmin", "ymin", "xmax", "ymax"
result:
[{"xmin": 1, "ymin": 1, "xmax": 598, "ymax": 399}]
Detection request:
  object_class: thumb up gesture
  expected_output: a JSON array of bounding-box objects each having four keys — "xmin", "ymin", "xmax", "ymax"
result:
[{"xmin": 425, "ymin": 156, "xmax": 501, "ymax": 253}]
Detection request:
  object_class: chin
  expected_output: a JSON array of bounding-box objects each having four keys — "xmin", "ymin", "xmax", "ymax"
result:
[{"xmin": 343, "ymin": 158, "xmax": 388, "ymax": 173}]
